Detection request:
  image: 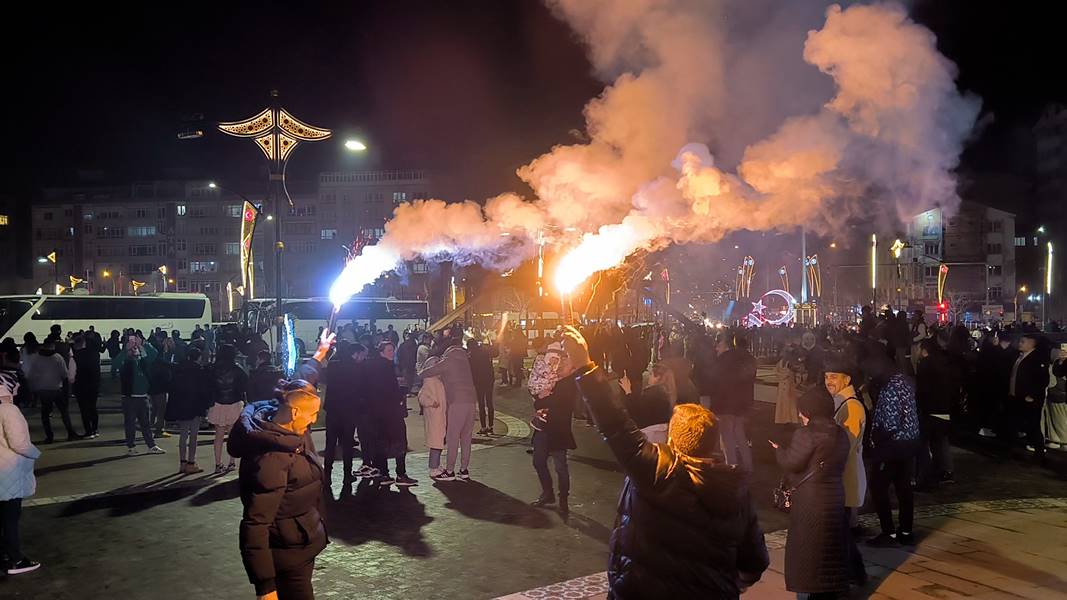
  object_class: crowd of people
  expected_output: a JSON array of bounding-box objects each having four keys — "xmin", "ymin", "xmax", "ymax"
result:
[{"xmin": 1, "ymin": 307, "xmax": 1064, "ymax": 599}]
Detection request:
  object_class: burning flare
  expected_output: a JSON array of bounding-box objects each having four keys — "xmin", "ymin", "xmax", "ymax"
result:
[
  {"xmin": 554, "ymin": 218, "xmax": 652, "ymax": 294},
  {"xmin": 328, "ymin": 245, "xmax": 401, "ymax": 309}
]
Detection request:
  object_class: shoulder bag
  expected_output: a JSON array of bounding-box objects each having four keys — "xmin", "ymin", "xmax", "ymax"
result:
[{"xmin": 773, "ymin": 460, "xmax": 824, "ymax": 513}]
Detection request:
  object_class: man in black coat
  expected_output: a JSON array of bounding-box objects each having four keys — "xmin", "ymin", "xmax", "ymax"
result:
[
  {"xmin": 362, "ymin": 342, "xmax": 416, "ymax": 487},
  {"xmin": 711, "ymin": 335, "xmax": 757, "ymax": 472},
  {"xmin": 228, "ymin": 336, "xmax": 332, "ymax": 600},
  {"xmin": 322, "ymin": 343, "xmax": 367, "ymax": 483},
  {"xmin": 562, "ymin": 328, "xmax": 768, "ymax": 599},
  {"xmin": 397, "ymin": 332, "xmax": 419, "ymax": 395},
  {"xmin": 467, "ymin": 340, "xmax": 499, "ymax": 435},
  {"xmin": 530, "ymin": 373, "xmax": 577, "ymax": 514},
  {"xmin": 1010, "ymin": 333, "xmax": 1051, "ymax": 461},
  {"xmin": 915, "ymin": 339, "xmax": 957, "ymax": 487}
]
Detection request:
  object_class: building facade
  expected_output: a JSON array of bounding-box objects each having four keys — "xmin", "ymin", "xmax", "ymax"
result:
[
  {"xmin": 33, "ymin": 170, "xmax": 435, "ymax": 319},
  {"xmin": 879, "ymin": 202, "xmax": 1017, "ymax": 319}
]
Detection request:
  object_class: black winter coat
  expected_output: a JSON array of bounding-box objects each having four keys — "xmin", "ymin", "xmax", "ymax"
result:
[
  {"xmin": 362, "ymin": 356, "xmax": 407, "ymax": 457},
  {"xmin": 624, "ymin": 384, "xmax": 672, "ymax": 430},
  {"xmin": 246, "ymin": 363, "xmax": 283, "ymax": 404},
  {"xmin": 229, "ymin": 401, "xmax": 328, "ymax": 596},
  {"xmin": 711, "ymin": 349, "xmax": 757, "ymax": 416},
  {"xmin": 165, "ymin": 360, "xmax": 212, "ymax": 421},
  {"xmin": 533, "ymin": 374, "xmax": 577, "ymax": 452},
  {"xmin": 1012, "ymin": 351, "xmax": 1050, "ymax": 403},
  {"xmin": 577, "ymin": 365, "xmax": 769, "ymax": 599},
  {"xmin": 211, "ymin": 361, "xmax": 248, "ymax": 405},
  {"xmin": 776, "ymin": 417, "xmax": 850, "ymax": 594},
  {"xmin": 916, "ymin": 350, "xmax": 956, "ymax": 416},
  {"xmin": 72, "ymin": 347, "xmax": 100, "ymax": 396},
  {"xmin": 467, "ymin": 343, "xmax": 498, "ymax": 389},
  {"xmin": 324, "ymin": 357, "xmax": 364, "ymax": 422}
]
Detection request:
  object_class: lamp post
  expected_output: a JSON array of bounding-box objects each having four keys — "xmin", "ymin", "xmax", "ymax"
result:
[
  {"xmin": 219, "ymin": 90, "xmax": 332, "ymax": 346},
  {"xmin": 1015, "ymin": 285, "xmax": 1027, "ymax": 324}
]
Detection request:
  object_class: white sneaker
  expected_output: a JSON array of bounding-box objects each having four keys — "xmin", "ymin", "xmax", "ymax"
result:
[
  {"xmin": 148, "ymin": 446, "xmax": 166, "ymax": 455},
  {"xmin": 126, "ymin": 447, "xmax": 137, "ymax": 456},
  {"xmin": 978, "ymin": 428, "xmax": 996, "ymax": 438},
  {"xmin": 1026, "ymin": 445, "xmax": 1036, "ymax": 453}
]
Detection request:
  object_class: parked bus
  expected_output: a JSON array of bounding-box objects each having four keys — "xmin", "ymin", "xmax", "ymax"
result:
[
  {"xmin": 0, "ymin": 293, "xmax": 212, "ymax": 343},
  {"xmin": 244, "ymin": 297, "xmax": 429, "ymax": 355}
]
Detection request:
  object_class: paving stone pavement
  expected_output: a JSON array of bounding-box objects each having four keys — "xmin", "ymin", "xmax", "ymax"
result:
[
  {"xmin": 499, "ymin": 497, "xmax": 1067, "ymax": 600},
  {"xmin": 2, "ymin": 378, "xmax": 1067, "ymax": 598}
]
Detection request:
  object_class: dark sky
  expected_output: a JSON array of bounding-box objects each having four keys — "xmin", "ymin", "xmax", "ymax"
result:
[{"xmin": 7, "ymin": 1, "xmax": 1065, "ymax": 202}]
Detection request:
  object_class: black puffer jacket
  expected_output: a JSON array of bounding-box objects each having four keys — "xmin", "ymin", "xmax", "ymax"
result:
[
  {"xmin": 776, "ymin": 417, "xmax": 850, "ymax": 594},
  {"xmin": 246, "ymin": 363, "xmax": 283, "ymax": 404},
  {"xmin": 228, "ymin": 401, "xmax": 328, "ymax": 596},
  {"xmin": 164, "ymin": 359, "xmax": 212, "ymax": 421},
  {"xmin": 211, "ymin": 361, "xmax": 248, "ymax": 405},
  {"xmin": 576, "ymin": 365, "xmax": 769, "ymax": 599}
]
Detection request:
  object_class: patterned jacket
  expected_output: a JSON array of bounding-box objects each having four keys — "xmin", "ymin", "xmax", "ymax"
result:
[{"xmin": 870, "ymin": 374, "xmax": 920, "ymax": 459}]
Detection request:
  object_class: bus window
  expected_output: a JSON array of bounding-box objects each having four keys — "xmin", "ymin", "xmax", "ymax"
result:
[
  {"xmin": 107, "ymin": 298, "xmax": 146, "ymax": 320},
  {"xmin": 287, "ymin": 301, "xmax": 331, "ymax": 320},
  {"xmin": 32, "ymin": 298, "xmax": 110, "ymax": 320},
  {"xmin": 0, "ymin": 299, "xmax": 34, "ymax": 335},
  {"xmin": 143, "ymin": 299, "xmax": 207, "ymax": 319}
]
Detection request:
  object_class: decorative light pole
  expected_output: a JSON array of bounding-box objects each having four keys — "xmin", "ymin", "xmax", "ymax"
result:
[{"xmin": 219, "ymin": 91, "xmax": 331, "ymax": 342}]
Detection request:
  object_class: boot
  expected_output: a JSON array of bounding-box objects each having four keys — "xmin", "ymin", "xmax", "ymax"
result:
[{"xmin": 559, "ymin": 494, "xmax": 570, "ymax": 516}]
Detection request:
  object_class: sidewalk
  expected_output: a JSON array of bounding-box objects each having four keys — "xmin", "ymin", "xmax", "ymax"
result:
[{"xmin": 496, "ymin": 497, "xmax": 1067, "ymax": 600}]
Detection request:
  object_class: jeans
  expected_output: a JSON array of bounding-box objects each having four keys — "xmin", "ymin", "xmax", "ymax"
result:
[
  {"xmin": 323, "ymin": 414, "xmax": 356, "ymax": 474},
  {"xmin": 39, "ymin": 389, "xmax": 77, "ymax": 440},
  {"xmin": 176, "ymin": 417, "xmax": 200, "ymax": 463},
  {"xmin": 445, "ymin": 404, "xmax": 475, "ymax": 472},
  {"xmin": 532, "ymin": 430, "xmax": 570, "ymax": 497},
  {"xmin": 149, "ymin": 392, "xmax": 168, "ymax": 435},
  {"xmin": 871, "ymin": 456, "xmax": 914, "ymax": 535},
  {"xmin": 0, "ymin": 498, "xmax": 23, "ymax": 563},
  {"xmin": 429, "ymin": 448, "xmax": 442, "ymax": 471},
  {"xmin": 122, "ymin": 395, "xmax": 156, "ymax": 449},
  {"xmin": 476, "ymin": 384, "xmax": 495, "ymax": 430},
  {"xmin": 75, "ymin": 389, "xmax": 99, "ymax": 436},
  {"xmin": 918, "ymin": 416, "xmax": 953, "ymax": 482},
  {"xmin": 274, "ymin": 557, "xmax": 315, "ymax": 600},
  {"xmin": 719, "ymin": 414, "xmax": 752, "ymax": 472}
]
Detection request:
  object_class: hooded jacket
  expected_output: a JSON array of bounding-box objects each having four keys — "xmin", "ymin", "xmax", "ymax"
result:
[
  {"xmin": 576, "ymin": 365, "xmax": 769, "ymax": 599},
  {"xmin": 228, "ymin": 400, "xmax": 328, "ymax": 596}
]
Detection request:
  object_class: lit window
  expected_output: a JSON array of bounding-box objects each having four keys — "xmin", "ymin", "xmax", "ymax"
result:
[
  {"xmin": 177, "ymin": 204, "xmax": 187, "ymax": 216},
  {"xmin": 0, "ymin": 214, "xmax": 8, "ymax": 226},
  {"xmin": 321, "ymin": 228, "xmax": 337, "ymax": 240},
  {"xmin": 1014, "ymin": 236, "xmax": 1026, "ymax": 247},
  {"xmin": 224, "ymin": 242, "xmax": 240, "ymax": 255},
  {"xmin": 226, "ymin": 205, "xmax": 243, "ymax": 218}
]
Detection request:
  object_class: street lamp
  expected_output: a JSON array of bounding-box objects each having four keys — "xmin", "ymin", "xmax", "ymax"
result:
[
  {"xmin": 219, "ymin": 90, "xmax": 332, "ymax": 345},
  {"xmin": 1015, "ymin": 285, "xmax": 1028, "ymax": 324},
  {"xmin": 344, "ymin": 139, "xmax": 367, "ymax": 152}
]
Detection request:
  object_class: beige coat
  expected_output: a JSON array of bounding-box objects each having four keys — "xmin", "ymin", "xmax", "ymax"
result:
[
  {"xmin": 418, "ymin": 375, "xmax": 447, "ymax": 450},
  {"xmin": 833, "ymin": 386, "xmax": 867, "ymax": 508}
]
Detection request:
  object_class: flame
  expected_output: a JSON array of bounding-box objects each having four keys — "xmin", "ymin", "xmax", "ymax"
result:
[
  {"xmin": 554, "ymin": 221, "xmax": 643, "ymax": 294},
  {"xmin": 328, "ymin": 245, "xmax": 401, "ymax": 309}
]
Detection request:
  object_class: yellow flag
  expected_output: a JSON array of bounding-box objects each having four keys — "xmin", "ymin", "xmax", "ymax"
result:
[{"xmin": 47, "ymin": 251, "xmax": 57, "ymax": 263}]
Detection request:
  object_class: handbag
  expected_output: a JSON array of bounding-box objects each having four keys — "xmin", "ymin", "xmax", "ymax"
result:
[{"xmin": 773, "ymin": 460, "xmax": 824, "ymax": 513}]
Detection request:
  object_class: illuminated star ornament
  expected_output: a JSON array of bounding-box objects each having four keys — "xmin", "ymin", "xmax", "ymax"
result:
[{"xmin": 218, "ymin": 104, "xmax": 331, "ymax": 166}]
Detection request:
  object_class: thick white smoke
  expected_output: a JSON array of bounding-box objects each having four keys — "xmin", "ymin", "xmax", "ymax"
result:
[{"xmin": 331, "ymin": 1, "xmax": 980, "ymax": 305}]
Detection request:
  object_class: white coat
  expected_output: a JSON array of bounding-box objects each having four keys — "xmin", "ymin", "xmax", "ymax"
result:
[
  {"xmin": 418, "ymin": 375, "xmax": 447, "ymax": 450},
  {"xmin": 0, "ymin": 402, "xmax": 41, "ymax": 501}
]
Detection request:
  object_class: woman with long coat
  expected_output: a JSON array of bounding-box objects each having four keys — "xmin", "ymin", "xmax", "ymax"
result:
[
  {"xmin": 0, "ymin": 341, "xmax": 42, "ymax": 575},
  {"xmin": 773, "ymin": 386, "xmax": 851, "ymax": 599},
  {"xmin": 418, "ymin": 374, "xmax": 448, "ymax": 477}
]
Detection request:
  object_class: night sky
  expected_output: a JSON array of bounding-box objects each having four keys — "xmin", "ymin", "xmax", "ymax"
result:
[{"xmin": 7, "ymin": 1, "xmax": 1065, "ymax": 203}]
